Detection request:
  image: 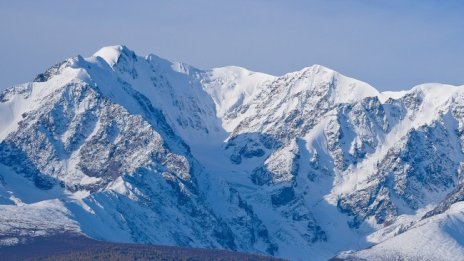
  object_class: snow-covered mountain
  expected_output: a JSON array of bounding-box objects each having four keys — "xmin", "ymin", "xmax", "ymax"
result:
[{"xmin": 1, "ymin": 45, "xmax": 464, "ymax": 260}]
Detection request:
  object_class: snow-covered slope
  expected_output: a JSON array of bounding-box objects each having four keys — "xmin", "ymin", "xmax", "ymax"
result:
[
  {"xmin": 336, "ymin": 201, "xmax": 464, "ymax": 261},
  {"xmin": 1, "ymin": 45, "xmax": 464, "ymax": 261}
]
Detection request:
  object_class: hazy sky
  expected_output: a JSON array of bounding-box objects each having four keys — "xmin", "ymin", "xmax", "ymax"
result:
[{"xmin": 1, "ymin": 0, "xmax": 463, "ymax": 91}]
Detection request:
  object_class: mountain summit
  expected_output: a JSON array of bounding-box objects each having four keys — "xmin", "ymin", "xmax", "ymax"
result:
[{"xmin": 1, "ymin": 46, "xmax": 464, "ymax": 260}]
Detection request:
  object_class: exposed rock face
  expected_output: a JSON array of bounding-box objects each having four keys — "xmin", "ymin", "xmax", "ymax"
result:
[{"xmin": 1, "ymin": 45, "xmax": 464, "ymax": 260}]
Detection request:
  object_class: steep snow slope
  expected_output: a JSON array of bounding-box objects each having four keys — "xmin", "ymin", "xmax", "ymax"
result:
[
  {"xmin": 1, "ymin": 45, "xmax": 464, "ymax": 261},
  {"xmin": 202, "ymin": 66, "xmax": 276, "ymax": 120},
  {"xmin": 336, "ymin": 202, "xmax": 464, "ymax": 261}
]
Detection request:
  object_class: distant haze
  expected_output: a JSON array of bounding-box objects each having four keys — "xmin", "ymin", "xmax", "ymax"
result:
[{"xmin": 1, "ymin": 0, "xmax": 463, "ymax": 91}]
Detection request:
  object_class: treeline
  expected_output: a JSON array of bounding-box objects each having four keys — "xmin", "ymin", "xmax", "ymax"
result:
[
  {"xmin": 35, "ymin": 245, "xmax": 279, "ymax": 261},
  {"xmin": 0, "ymin": 234, "xmax": 286, "ymax": 261}
]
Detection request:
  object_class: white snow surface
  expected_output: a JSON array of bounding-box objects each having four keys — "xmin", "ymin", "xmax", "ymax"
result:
[{"xmin": 338, "ymin": 202, "xmax": 464, "ymax": 261}]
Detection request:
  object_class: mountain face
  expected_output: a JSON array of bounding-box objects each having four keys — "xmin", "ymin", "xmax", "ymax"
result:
[{"xmin": 1, "ymin": 45, "xmax": 464, "ymax": 260}]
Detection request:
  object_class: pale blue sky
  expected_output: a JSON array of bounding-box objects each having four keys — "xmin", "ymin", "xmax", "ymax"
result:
[{"xmin": 1, "ymin": 0, "xmax": 463, "ymax": 91}]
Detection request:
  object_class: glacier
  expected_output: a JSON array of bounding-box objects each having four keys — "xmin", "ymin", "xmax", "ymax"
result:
[{"xmin": 1, "ymin": 45, "xmax": 464, "ymax": 260}]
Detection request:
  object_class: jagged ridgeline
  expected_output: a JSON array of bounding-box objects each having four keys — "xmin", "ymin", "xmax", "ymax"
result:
[{"xmin": 1, "ymin": 45, "xmax": 464, "ymax": 261}]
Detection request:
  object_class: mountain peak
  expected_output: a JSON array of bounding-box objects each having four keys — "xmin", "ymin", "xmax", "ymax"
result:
[
  {"xmin": 93, "ymin": 45, "xmax": 136, "ymax": 67},
  {"xmin": 303, "ymin": 64, "xmax": 335, "ymax": 74},
  {"xmin": 282, "ymin": 64, "xmax": 380, "ymax": 104}
]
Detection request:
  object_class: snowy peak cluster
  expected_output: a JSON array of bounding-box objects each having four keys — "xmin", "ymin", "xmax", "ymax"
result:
[{"xmin": 1, "ymin": 45, "xmax": 464, "ymax": 260}]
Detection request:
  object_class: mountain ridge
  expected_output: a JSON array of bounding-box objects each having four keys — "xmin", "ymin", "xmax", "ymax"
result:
[{"xmin": 1, "ymin": 45, "xmax": 464, "ymax": 260}]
